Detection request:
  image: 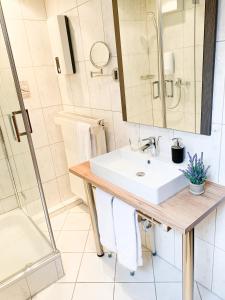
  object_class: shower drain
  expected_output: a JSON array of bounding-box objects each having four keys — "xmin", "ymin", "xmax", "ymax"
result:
[{"xmin": 136, "ymin": 171, "xmax": 146, "ymax": 177}]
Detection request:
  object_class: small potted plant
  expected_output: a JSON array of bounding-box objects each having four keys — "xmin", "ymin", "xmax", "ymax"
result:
[{"xmin": 180, "ymin": 152, "xmax": 210, "ymax": 195}]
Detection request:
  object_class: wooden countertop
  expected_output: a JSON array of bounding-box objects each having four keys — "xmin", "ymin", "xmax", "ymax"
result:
[{"xmin": 69, "ymin": 161, "xmax": 225, "ymax": 234}]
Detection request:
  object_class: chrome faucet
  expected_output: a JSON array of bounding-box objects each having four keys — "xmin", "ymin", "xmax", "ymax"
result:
[{"xmin": 140, "ymin": 136, "xmax": 161, "ymax": 156}]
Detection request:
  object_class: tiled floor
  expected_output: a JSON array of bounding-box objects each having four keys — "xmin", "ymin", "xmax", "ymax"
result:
[{"xmin": 33, "ymin": 204, "xmax": 222, "ymax": 300}]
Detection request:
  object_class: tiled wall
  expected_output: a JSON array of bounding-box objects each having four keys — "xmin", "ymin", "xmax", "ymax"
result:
[
  {"xmin": 1, "ymin": 0, "xmax": 74, "ymax": 211},
  {"xmin": 45, "ymin": 0, "xmax": 225, "ymax": 298},
  {"xmin": 163, "ymin": 1, "xmax": 205, "ymax": 133}
]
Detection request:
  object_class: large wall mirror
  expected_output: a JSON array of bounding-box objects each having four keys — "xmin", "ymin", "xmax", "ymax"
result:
[{"xmin": 112, "ymin": 0, "xmax": 218, "ymax": 135}]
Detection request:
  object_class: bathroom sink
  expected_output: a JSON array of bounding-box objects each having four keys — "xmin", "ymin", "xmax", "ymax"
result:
[{"xmin": 90, "ymin": 146, "xmax": 188, "ymax": 205}]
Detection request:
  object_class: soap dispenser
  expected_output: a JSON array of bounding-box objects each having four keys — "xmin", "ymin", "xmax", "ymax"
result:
[{"xmin": 171, "ymin": 138, "xmax": 184, "ymax": 164}]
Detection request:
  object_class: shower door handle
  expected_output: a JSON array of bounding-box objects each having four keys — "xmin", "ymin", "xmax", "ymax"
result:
[
  {"xmin": 153, "ymin": 81, "xmax": 160, "ymax": 99},
  {"xmin": 140, "ymin": 74, "xmax": 154, "ymax": 80},
  {"xmin": 165, "ymin": 80, "xmax": 174, "ymax": 98},
  {"xmin": 11, "ymin": 109, "xmax": 32, "ymax": 142}
]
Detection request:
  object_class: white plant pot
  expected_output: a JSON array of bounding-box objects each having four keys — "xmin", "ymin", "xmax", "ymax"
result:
[{"xmin": 189, "ymin": 182, "xmax": 205, "ymax": 195}]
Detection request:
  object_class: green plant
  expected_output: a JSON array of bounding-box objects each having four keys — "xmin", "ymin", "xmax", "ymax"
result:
[{"xmin": 180, "ymin": 152, "xmax": 210, "ymax": 185}]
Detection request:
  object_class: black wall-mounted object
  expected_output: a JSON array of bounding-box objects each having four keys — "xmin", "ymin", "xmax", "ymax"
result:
[{"xmin": 48, "ymin": 15, "xmax": 76, "ymax": 75}]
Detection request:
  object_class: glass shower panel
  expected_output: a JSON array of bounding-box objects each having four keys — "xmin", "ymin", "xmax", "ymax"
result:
[
  {"xmin": 0, "ymin": 28, "xmax": 48, "ymax": 232},
  {"xmin": 146, "ymin": 0, "xmax": 163, "ymax": 127},
  {"xmin": 0, "ymin": 8, "xmax": 55, "ymax": 283},
  {"xmin": 117, "ymin": 0, "xmax": 156, "ymax": 126},
  {"xmin": 0, "ymin": 114, "xmax": 18, "ymax": 215}
]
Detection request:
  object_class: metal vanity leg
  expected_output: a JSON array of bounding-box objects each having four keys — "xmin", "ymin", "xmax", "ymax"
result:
[
  {"xmin": 182, "ymin": 229, "xmax": 194, "ymax": 300},
  {"xmin": 84, "ymin": 181, "xmax": 104, "ymax": 257},
  {"xmin": 149, "ymin": 225, "xmax": 156, "ymax": 256}
]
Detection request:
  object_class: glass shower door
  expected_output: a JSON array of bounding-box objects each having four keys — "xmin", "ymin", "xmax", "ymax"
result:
[{"xmin": 0, "ymin": 4, "xmax": 56, "ymax": 283}]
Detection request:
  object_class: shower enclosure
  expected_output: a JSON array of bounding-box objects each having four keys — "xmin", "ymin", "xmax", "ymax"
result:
[{"xmin": 0, "ymin": 3, "xmax": 62, "ymax": 298}]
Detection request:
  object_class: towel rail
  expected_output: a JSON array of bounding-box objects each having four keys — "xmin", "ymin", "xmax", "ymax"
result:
[
  {"xmin": 90, "ymin": 184, "xmax": 157, "ymax": 255},
  {"xmin": 55, "ymin": 111, "xmax": 105, "ymax": 127}
]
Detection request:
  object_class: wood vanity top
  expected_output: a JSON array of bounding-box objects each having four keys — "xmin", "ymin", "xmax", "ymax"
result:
[{"xmin": 69, "ymin": 162, "xmax": 225, "ymax": 234}]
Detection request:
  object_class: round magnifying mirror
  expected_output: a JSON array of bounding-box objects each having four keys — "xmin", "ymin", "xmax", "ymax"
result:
[{"xmin": 90, "ymin": 41, "xmax": 111, "ymax": 69}]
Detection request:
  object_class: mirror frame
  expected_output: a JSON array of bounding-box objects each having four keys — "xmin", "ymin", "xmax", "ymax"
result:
[
  {"xmin": 112, "ymin": 0, "xmax": 218, "ymax": 136},
  {"xmin": 89, "ymin": 41, "xmax": 111, "ymax": 69}
]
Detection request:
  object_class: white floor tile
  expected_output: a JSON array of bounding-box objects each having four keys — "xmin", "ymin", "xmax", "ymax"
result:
[
  {"xmin": 85, "ymin": 230, "xmax": 97, "ymax": 252},
  {"xmin": 72, "ymin": 283, "xmax": 114, "ymax": 300},
  {"xmin": 114, "ymin": 283, "xmax": 156, "ymax": 300},
  {"xmin": 115, "ymin": 252, "xmax": 154, "ymax": 283},
  {"xmin": 57, "ymin": 231, "xmax": 88, "ymax": 252},
  {"xmin": 155, "ymin": 283, "xmax": 182, "ymax": 300},
  {"xmin": 198, "ymin": 284, "xmax": 222, "ymax": 300},
  {"xmin": 32, "ymin": 283, "xmax": 74, "ymax": 300},
  {"xmin": 59, "ymin": 253, "xmax": 83, "ymax": 283},
  {"xmin": 153, "ymin": 256, "xmax": 182, "ymax": 282},
  {"xmin": 53, "ymin": 230, "xmax": 60, "ymax": 241},
  {"xmin": 85, "ymin": 230, "xmax": 111, "ymax": 253},
  {"xmin": 70, "ymin": 204, "xmax": 89, "ymax": 213},
  {"xmin": 62, "ymin": 213, "xmax": 91, "ymax": 231},
  {"xmin": 77, "ymin": 253, "xmax": 116, "ymax": 282},
  {"xmin": 50, "ymin": 212, "xmax": 68, "ymax": 231},
  {"xmin": 194, "ymin": 283, "xmax": 202, "ymax": 300},
  {"xmin": 156, "ymin": 282, "xmax": 201, "ymax": 300}
]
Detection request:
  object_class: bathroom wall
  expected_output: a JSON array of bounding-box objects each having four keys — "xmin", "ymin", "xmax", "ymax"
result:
[
  {"xmin": 44, "ymin": 0, "xmax": 225, "ymax": 298},
  {"xmin": 0, "ymin": 0, "xmax": 74, "ymax": 211}
]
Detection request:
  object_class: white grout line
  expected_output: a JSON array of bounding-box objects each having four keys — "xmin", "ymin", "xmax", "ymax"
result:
[{"xmin": 196, "ymin": 282, "xmax": 202, "ymax": 300}]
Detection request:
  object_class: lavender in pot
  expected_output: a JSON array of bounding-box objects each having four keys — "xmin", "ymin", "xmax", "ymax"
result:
[{"xmin": 180, "ymin": 152, "xmax": 210, "ymax": 195}]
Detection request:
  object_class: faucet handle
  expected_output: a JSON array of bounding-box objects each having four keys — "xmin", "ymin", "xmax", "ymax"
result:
[
  {"xmin": 142, "ymin": 136, "xmax": 156, "ymax": 142},
  {"xmin": 142, "ymin": 136, "xmax": 162, "ymax": 143}
]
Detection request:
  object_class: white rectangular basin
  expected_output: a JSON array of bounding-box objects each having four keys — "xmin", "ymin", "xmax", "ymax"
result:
[{"xmin": 90, "ymin": 146, "xmax": 188, "ymax": 205}]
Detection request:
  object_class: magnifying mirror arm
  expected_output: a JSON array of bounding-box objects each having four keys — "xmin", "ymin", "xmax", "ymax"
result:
[
  {"xmin": 90, "ymin": 68, "xmax": 104, "ymax": 78},
  {"xmin": 90, "ymin": 68, "xmax": 119, "ymax": 81}
]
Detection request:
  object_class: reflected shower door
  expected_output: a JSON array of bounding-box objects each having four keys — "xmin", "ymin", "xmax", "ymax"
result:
[
  {"xmin": 161, "ymin": 0, "xmax": 202, "ymax": 133},
  {"xmin": 0, "ymin": 4, "xmax": 56, "ymax": 283},
  {"xmin": 146, "ymin": 0, "xmax": 163, "ymax": 127}
]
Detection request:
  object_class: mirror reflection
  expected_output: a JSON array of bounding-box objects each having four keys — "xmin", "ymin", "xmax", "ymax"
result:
[
  {"xmin": 162, "ymin": 0, "xmax": 205, "ymax": 133},
  {"xmin": 114, "ymin": 0, "xmax": 215, "ymax": 135}
]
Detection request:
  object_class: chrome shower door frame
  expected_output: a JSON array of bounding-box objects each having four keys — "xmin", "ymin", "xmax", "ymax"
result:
[{"xmin": 0, "ymin": 2, "xmax": 57, "ymax": 253}]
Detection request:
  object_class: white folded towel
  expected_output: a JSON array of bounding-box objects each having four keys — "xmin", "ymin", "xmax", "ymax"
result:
[
  {"xmin": 90, "ymin": 126, "xmax": 107, "ymax": 157},
  {"xmin": 76, "ymin": 121, "xmax": 92, "ymax": 162},
  {"xmin": 95, "ymin": 188, "xmax": 116, "ymax": 252},
  {"xmin": 113, "ymin": 198, "xmax": 143, "ymax": 271}
]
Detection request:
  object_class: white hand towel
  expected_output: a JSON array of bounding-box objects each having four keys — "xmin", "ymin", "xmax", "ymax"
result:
[
  {"xmin": 76, "ymin": 121, "xmax": 92, "ymax": 162},
  {"xmin": 95, "ymin": 188, "xmax": 116, "ymax": 252},
  {"xmin": 90, "ymin": 126, "xmax": 107, "ymax": 157},
  {"xmin": 113, "ymin": 198, "xmax": 143, "ymax": 271}
]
